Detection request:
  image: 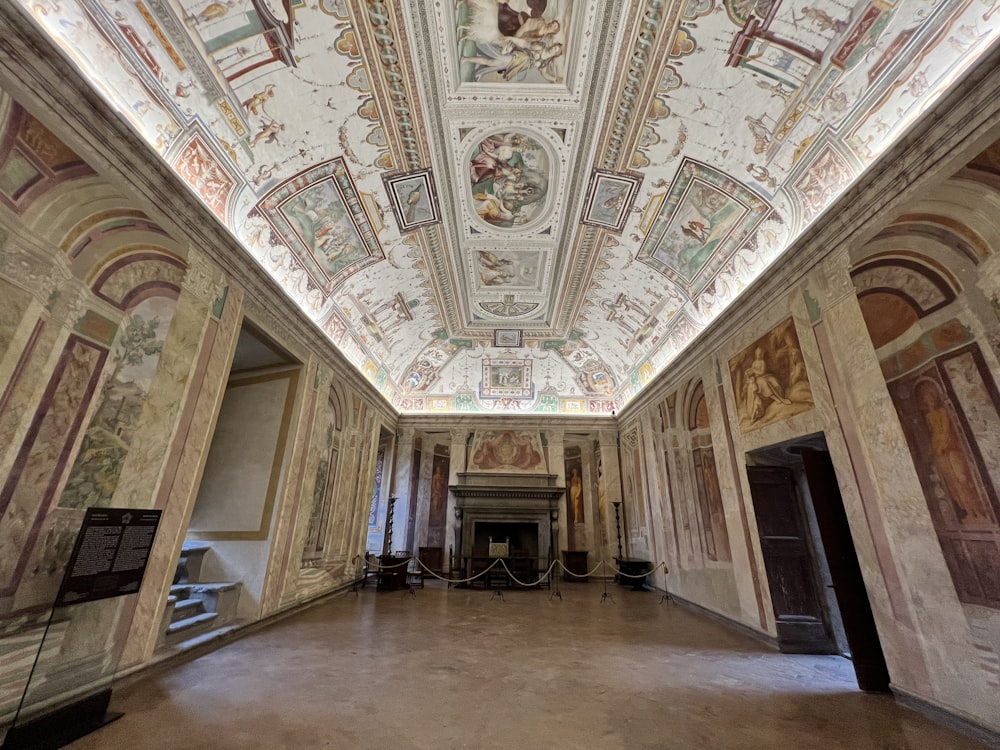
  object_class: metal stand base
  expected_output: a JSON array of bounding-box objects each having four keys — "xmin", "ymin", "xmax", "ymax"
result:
[{"xmin": 3, "ymin": 689, "xmax": 122, "ymax": 750}]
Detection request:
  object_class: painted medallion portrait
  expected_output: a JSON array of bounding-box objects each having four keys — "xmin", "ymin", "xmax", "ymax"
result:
[
  {"xmin": 456, "ymin": 0, "xmax": 572, "ymax": 85},
  {"xmin": 469, "ymin": 130, "xmax": 550, "ymax": 230}
]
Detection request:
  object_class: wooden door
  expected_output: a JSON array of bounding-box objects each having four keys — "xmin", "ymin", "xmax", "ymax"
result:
[
  {"xmin": 747, "ymin": 465, "xmax": 836, "ymax": 654},
  {"xmin": 800, "ymin": 449, "xmax": 891, "ymax": 692}
]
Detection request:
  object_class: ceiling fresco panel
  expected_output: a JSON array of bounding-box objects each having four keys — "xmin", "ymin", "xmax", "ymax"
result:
[
  {"xmin": 15, "ymin": 0, "xmax": 1000, "ymax": 414},
  {"xmin": 637, "ymin": 159, "xmax": 772, "ymax": 297},
  {"xmin": 475, "ymin": 249, "xmax": 547, "ymax": 292},
  {"xmin": 255, "ymin": 158, "xmax": 383, "ymax": 294},
  {"xmin": 467, "ymin": 129, "xmax": 554, "ymax": 231},
  {"xmin": 456, "ymin": 0, "xmax": 573, "ymax": 86}
]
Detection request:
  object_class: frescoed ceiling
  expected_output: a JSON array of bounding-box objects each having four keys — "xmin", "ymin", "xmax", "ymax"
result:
[{"xmin": 15, "ymin": 0, "xmax": 1000, "ymax": 414}]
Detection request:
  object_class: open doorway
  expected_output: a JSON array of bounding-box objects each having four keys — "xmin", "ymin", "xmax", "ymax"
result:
[
  {"xmin": 746, "ymin": 433, "xmax": 890, "ymax": 692},
  {"xmin": 169, "ymin": 320, "xmax": 300, "ymax": 645}
]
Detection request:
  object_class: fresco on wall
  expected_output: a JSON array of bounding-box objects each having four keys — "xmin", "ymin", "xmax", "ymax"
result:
[
  {"xmin": 888, "ymin": 346, "xmax": 1000, "ymax": 610},
  {"xmin": 692, "ymin": 446, "xmax": 732, "ymax": 563},
  {"xmin": 728, "ymin": 317, "xmax": 813, "ymax": 433},
  {"xmin": 456, "ymin": 0, "xmax": 571, "ymax": 85},
  {"xmin": 564, "ymin": 448, "xmax": 585, "ymax": 551},
  {"xmin": 620, "ymin": 429, "xmax": 646, "ymax": 533},
  {"xmin": 0, "ymin": 336, "xmax": 108, "ymax": 600},
  {"xmin": 302, "ymin": 398, "xmax": 339, "ymax": 565},
  {"xmin": 468, "ymin": 131, "xmax": 550, "ymax": 230},
  {"xmin": 427, "ymin": 449, "xmax": 450, "ymax": 548},
  {"xmin": 468, "ymin": 429, "xmax": 545, "ymax": 473},
  {"xmin": 368, "ymin": 445, "xmax": 385, "ymax": 529},
  {"xmin": 60, "ymin": 296, "xmax": 177, "ymax": 509}
]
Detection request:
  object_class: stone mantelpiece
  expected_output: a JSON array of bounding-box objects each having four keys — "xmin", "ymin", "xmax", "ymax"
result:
[
  {"xmin": 450, "ymin": 473, "xmax": 564, "ymax": 561},
  {"xmin": 452, "ymin": 472, "xmax": 560, "ymax": 490}
]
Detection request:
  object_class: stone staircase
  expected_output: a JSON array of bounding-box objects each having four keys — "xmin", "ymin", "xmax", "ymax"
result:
[{"xmin": 158, "ymin": 542, "xmax": 242, "ymax": 651}]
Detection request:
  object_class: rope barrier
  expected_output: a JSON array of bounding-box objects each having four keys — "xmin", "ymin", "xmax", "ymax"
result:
[{"xmin": 358, "ymin": 555, "xmax": 669, "ymax": 587}]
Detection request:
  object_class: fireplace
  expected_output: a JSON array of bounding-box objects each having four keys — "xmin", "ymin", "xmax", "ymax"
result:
[
  {"xmin": 450, "ymin": 473, "xmax": 564, "ymax": 562},
  {"xmin": 472, "ymin": 521, "xmax": 539, "ymax": 557}
]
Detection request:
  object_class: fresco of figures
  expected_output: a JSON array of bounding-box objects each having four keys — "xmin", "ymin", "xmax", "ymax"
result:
[
  {"xmin": 457, "ymin": 0, "xmax": 571, "ymax": 85},
  {"xmin": 469, "ymin": 131, "xmax": 550, "ymax": 230},
  {"xmin": 728, "ymin": 317, "xmax": 813, "ymax": 432}
]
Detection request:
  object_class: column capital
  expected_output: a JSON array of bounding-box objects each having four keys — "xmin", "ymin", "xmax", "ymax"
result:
[
  {"xmin": 819, "ymin": 248, "xmax": 859, "ymax": 310},
  {"xmin": 975, "ymin": 252, "xmax": 1000, "ymax": 303},
  {"xmin": 0, "ymin": 228, "xmax": 73, "ymax": 305},
  {"xmin": 181, "ymin": 247, "xmax": 227, "ymax": 305}
]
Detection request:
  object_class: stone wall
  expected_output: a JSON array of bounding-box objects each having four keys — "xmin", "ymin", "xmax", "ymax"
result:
[{"xmin": 0, "ymin": 88, "xmax": 391, "ymax": 737}]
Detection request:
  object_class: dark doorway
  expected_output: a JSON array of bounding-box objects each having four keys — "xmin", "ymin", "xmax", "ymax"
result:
[
  {"xmin": 747, "ymin": 434, "xmax": 890, "ymax": 692},
  {"xmin": 798, "ymin": 446, "xmax": 890, "ymax": 692},
  {"xmin": 747, "ymin": 464, "xmax": 835, "ymax": 654}
]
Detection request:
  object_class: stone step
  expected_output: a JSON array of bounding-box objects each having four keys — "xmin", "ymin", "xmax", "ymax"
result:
[
  {"xmin": 164, "ymin": 611, "xmax": 219, "ymax": 646},
  {"xmin": 164, "ymin": 623, "xmax": 242, "ymax": 654},
  {"xmin": 170, "ymin": 598, "xmax": 205, "ymax": 624},
  {"xmin": 170, "ymin": 585, "xmax": 191, "ymax": 600},
  {"xmin": 174, "ymin": 542, "xmax": 212, "ymax": 585}
]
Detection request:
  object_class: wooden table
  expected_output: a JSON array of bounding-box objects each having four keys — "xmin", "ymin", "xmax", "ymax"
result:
[{"xmin": 376, "ymin": 554, "xmax": 409, "ymax": 591}]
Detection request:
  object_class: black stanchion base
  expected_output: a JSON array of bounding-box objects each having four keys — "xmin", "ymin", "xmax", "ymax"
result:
[{"xmin": 3, "ymin": 689, "xmax": 121, "ymax": 750}]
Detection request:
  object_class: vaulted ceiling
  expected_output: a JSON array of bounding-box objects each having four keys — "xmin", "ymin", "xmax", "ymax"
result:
[{"xmin": 17, "ymin": 0, "xmax": 1000, "ymax": 414}]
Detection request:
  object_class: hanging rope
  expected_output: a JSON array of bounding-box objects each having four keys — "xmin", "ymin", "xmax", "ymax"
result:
[{"xmin": 356, "ymin": 554, "xmax": 669, "ymax": 588}]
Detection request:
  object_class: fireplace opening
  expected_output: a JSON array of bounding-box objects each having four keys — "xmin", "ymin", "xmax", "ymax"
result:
[{"xmin": 472, "ymin": 521, "xmax": 539, "ymax": 557}]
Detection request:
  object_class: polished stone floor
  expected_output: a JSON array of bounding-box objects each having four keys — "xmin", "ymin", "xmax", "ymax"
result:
[{"xmin": 69, "ymin": 582, "xmax": 988, "ymax": 750}]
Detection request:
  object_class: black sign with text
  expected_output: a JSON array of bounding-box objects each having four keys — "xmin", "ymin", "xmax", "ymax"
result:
[{"xmin": 55, "ymin": 508, "xmax": 162, "ymax": 607}]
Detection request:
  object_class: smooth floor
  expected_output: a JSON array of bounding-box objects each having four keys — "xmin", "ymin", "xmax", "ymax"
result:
[{"xmin": 68, "ymin": 581, "xmax": 989, "ymax": 750}]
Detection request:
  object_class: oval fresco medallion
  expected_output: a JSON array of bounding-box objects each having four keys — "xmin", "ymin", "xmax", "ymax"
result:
[{"xmin": 468, "ymin": 130, "xmax": 551, "ymax": 230}]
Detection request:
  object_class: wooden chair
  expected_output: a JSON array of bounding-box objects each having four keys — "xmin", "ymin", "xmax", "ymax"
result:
[
  {"xmin": 406, "ymin": 557, "xmax": 424, "ymax": 589},
  {"xmin": 360, "ymin": 552, "xmax": 379, "ymax": 588}
]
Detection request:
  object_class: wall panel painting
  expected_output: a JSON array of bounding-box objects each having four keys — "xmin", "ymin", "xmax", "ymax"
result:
[
  {"xmin": 302, "ymin": 394, "xmax": 339, "ymax": 565},
  {"xmin": 427, "ymin": 448, "xmax": 450, "ymax": 548},
  {"xmin": 887, "ymin": 345, "xmax": 1000, "ymax": 609},
  {"xmin": 728, "ymin": 317, "xmax": 813, "ymax": 433},
  {"xmin": 60, "ymin": 296, "xmax": 177, "ymax": 509},
  {"xmin": 564, "ymin": 449, "xmax": 584, "ymax": 551},
  {"xmin": 0, "ymin": 335, "xmax": 108, "ymax": 601},
  {"xmin": 692, "ymin": 446, "xmax": 731, "ymax": 563},
  {"xmin": 468, "ymin": 429, "xmax": 545, "ymax": 473}
]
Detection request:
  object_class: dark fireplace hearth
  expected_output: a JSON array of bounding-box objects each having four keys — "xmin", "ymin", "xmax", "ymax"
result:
[{"xmin": 472, "ymin": 521, "xmax": 539, "ymax": 557}]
